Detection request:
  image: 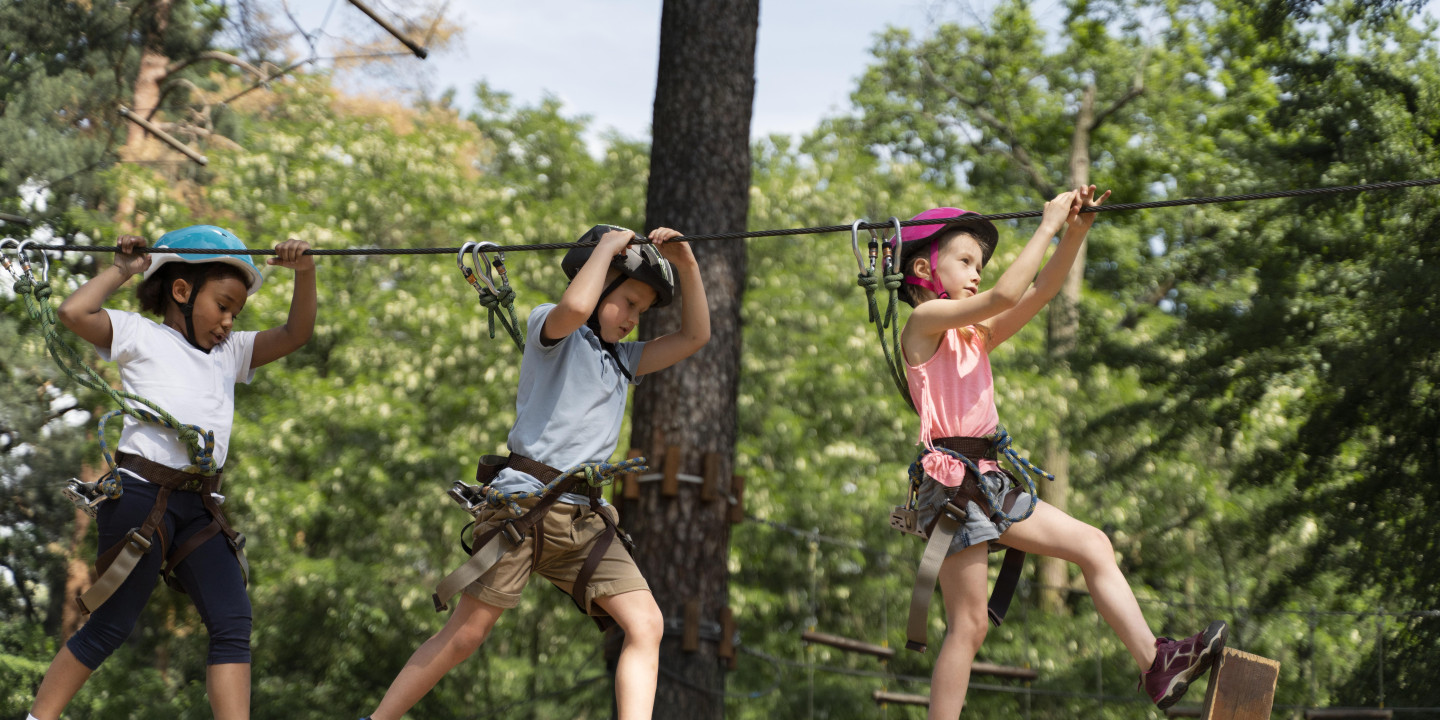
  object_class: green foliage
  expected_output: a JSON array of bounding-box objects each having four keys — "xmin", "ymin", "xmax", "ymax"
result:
[{"xmin": 4, "ymin": 0, "xmax": 1439, "ymax": 717}]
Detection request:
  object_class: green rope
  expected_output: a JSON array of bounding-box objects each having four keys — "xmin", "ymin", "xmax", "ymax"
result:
[
  {"xmin": 474, "ymin": 283, "xmax": 524, "ymax": 350},
  {"xmin": 8, "ymin": 270, "xmax": 218, "ymax": 498},
  {"xmin": 856, "ymin": 266, "xmax": 914, "ymax": 411},
  {"xmin": 458, "ymin": 247, "xmax": 525, "ymax": 351}
]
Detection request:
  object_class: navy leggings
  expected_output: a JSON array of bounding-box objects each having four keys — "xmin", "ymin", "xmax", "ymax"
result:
[{"xmin": 67, "ymin": 474, "xmax": 252, "ymax": 669}]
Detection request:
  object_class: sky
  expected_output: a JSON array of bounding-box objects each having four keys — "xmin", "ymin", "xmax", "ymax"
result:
[{"xmin": 285, "ymin": 0, "xmax": 992, "ymax": 143}]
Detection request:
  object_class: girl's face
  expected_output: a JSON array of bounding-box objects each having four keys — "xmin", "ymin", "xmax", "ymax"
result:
[
  {"xmin": 924, "ymin": 233, "xmax": 985, "ymax": 300},
  {"xmin": 595, "ymin": 278, "xmax": 658, "ymax": 343},
  {"xmin": 171, "ymin": 276, "xmax": 249, "ymax": 349}
]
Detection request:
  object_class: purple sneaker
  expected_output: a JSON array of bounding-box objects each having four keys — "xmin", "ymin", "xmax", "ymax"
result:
[{"xmin": 1139, "ymin": 620, "xmax": 1229, "ymax": 708}]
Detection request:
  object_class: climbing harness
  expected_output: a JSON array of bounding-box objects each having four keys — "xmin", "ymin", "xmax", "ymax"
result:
[
  {"xmin": 2, "ymin": 238, "xmax": 247, "ymax": 614},
  {"xmin": 77, "ymin": 452, "xmax": 248, "ymax": 614},
  {"xmin": 894, "ymin": 429, "xmax": 1054, "ymax": 653},
  {"xmin": 433, "ymin": 452, "xmax": 648, "ymax": 629},
  {"xmin": 852, "ymin": 218, "xmax": 912, "ymax": 410},
  {"xmin": 457, "ymin": 241, "xmax": 523, "ymax": 350}
]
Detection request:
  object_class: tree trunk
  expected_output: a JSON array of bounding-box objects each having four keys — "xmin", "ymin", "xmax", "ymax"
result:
[
  {"xmin": 1038, "ymin": 84, "xmax": 1094, "ymax": 614},
  {"xmin": 116, "ymin": 0, "xmax": 174, "ymax": 228},
  {"xmin": 624, "ymin": 0, "xmax": 757, "ymax": 717}
]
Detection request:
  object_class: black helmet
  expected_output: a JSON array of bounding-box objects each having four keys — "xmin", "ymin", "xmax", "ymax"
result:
[{"xmin": 561, "ymin": 225, "xmax": 678, "ymax": 308}]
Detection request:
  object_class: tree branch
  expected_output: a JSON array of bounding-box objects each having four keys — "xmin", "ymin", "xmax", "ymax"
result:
[
  {"xmin": 917, "ymin": 58, "xmax": 1058, "ymax": 196},
  {"xmin": 1091, "ymin": 44, "xmax": 1151, "ymax": 132},
  {"xmin": 166, "ymin": 50, "xmax": 265, "ymax": 81}
]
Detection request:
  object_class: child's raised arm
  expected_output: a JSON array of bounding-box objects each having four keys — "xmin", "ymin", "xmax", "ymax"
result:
[
  {"xmin": 902, "ymin": 190, "xmax": 1080, "ymax": 362},
  {"xmin": 544, "ymin": 228, "xmax": 636, "ymax": 343},
  {"xmin": 57, "ymin": 235, "xmax": 152, "ymax": 350},
  {"xmin": 635, "ymin": 228, "xmax": 709, "ymax": 376},
  {"xmin": 982, "ymin": 185, "xmax": 1110, "ymax": 349},
  {"xmin": 251, "ymin": 239, "xmax": 317, "ymax": 368}
]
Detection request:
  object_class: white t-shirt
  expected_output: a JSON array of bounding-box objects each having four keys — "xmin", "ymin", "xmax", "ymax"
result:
[{"xmin": 96, "ymin": 309, "xmax": 257, "ymax": 471}]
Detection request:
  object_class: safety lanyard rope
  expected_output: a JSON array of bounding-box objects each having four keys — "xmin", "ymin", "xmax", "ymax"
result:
[
  {"xmin": 456, "ymin": 241, "xmax": 523, "ymax": 350},
  {"xmin": 2, "ymin": 241, "xmax": 219, "ymax": 499}
]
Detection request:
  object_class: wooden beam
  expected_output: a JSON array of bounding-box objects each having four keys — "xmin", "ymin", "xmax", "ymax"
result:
[
  {"xmin": 1199, "ymin": 647, "xmax": 1281, "ymax": 720},
  {"xmin": 972, "ymin": 662, "xmax": 1038, "ymax": 681},
  {"xmin": 872, "ymin": 690, "xmax": 929, "ymax": 707},
  {"xmin": 802, "ymin": 630, "xmax": 894, "ymax": 660}
]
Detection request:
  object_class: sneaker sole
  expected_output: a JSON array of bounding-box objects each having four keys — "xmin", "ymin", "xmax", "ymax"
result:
[{"xmin": 1156, "ymin": 620, "xmax": 1230, "ymax": 709}]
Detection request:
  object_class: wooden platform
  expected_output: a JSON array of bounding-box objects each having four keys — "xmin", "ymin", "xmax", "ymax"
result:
[{"xmin": 1197, "ymin": 647, "xmax": 1281, "ymax": 719}]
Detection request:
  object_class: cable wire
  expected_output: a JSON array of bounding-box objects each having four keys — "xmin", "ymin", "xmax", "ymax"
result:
[{"xmin": 20, "ymin": 177, "xmax": 1440, "ymax": 256}]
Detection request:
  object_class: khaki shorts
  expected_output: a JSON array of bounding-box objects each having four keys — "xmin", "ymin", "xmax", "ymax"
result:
[{"xmin": 463, "ymin": 499, "xmax": 649, "ymax": 615}]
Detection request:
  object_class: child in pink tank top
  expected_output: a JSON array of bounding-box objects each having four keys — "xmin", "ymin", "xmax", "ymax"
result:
[{"xmin": 896, "ymin": 188, "xmax": 1227, "ymax": 717}]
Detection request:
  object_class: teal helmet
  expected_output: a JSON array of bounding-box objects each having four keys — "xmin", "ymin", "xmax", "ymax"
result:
[{"xmin": 142, "ymin": 225, "xmax": 264, "ymax": 295}]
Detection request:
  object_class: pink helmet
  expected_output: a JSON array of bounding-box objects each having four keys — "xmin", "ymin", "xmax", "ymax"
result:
[{"xmin": 896, "ymin": 207, "xmax": 999, "ymax": 304}]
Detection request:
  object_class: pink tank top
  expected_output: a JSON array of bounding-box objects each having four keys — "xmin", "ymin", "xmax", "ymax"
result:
[{"xmin": 904, "ymin": 326, "xmax": 1001, "ymax": 486}]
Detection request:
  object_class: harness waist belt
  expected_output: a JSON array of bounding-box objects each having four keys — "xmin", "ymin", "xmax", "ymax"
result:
[{"xmin": 476, "ymin": 453, "xmax": 604, "ymax": 499}]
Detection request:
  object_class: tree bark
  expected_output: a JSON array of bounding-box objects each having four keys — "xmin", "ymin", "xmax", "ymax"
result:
[
  {"xmin": 623, "ymin": 0, "xmax": 757, "ymax": 717},
  {"xmin": 116, "ymin": 0, "xmax": 174, "ymax": 229}
]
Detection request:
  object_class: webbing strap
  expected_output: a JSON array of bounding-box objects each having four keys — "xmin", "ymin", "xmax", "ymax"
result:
[
  {"xmin": 906, "ymin": 501, "xmax": 964, "ymax": 652},
  {"xmin": 77, "ymin": 527, "xmax": 153, "ymax": 614},
  {"xmin": 570, "ymin": 519, "xmax": 617, "ymax": 631},
  {"xmin": 431, "ymin": 530, "xmax": 515, "ymax": 612}
]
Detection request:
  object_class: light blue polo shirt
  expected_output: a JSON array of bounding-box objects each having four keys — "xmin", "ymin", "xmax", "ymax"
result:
[{"xmin": 489, "ymin": 303, "xmax": 645, "ymax": 505}]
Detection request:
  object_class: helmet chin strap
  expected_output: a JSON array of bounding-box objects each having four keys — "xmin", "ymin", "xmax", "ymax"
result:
[
  {"xmin": 586, "ymin": 274, "xmax": 635, "ymax": 382},
  {"xmin": 176, "ymin": 278, "xmax": 213, "ymax": 354},
  {"xmin": 903, "ymin": 243, "xmax": 950, "ymax": 300}
]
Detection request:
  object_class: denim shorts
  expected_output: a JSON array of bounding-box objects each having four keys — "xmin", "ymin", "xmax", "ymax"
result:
[{"xmin": 915, "ymin": 470, "xmax": 1037, "ymax": 557}]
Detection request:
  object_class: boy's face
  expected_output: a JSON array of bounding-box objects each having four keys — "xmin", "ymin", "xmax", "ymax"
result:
[
  {"xmin": 172, "ymin": 275, "xmax": 249, "ymax": 349},
  {"xmin": 596, "ymin": 278, "xmax": 658, "ymax": 343}
]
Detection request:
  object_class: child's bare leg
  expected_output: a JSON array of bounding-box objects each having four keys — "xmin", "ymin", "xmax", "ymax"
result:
[
  {"xmin": 29, "ymin": 645, "xmax": 93, "ymax": 720},
  {"xmin": 998, "ymin": 501, "xmax": 1157, "ymax": 669},
  {"xmin": 929, "ymin": 543, "xmax": 990, "ymax": 720},
  {"xmin": 369, "ymin": 594, "xmax": 506, "ymax": 720},
  {"xmin": 593, "ymin": 590, "xmax": 663, "ymax": 720},
  {"xmin": 206, "ymin": 662, "xmax": 251, "ymax": 720}
]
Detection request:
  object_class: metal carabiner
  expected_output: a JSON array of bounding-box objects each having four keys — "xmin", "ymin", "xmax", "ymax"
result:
[
  {"xmin": 0, "ymin": 238, "xmax": 19, "ymax": 277},
  {"xmin": 882, "ymin": 216, "xmax": 904, "ymax": 274},
  {"xmin": 456, "ymin": 241, "xmax": 498, "ymax": 296},
  {"xmin": 472, "ymin": 241, "xmax": 506, "ymax": 293},
  {"xmin": 851, "ymin": 219, "xmax": 881, "ymax": 276},
  {"xmin": 15, "ymin": 239, "xmax": 50, "ymax": 282}
]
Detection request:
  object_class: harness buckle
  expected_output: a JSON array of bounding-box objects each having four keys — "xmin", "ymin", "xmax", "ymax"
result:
[
  {"xmin": 889, "ymin": 506, "xmax": 925, "ymax": 538},
  {"xmin": 62, "ymin": 478, "xmax": 108, "ymax": 517},
  {"xmin": 125, "ymin": 528, "xmax": 153, "ymax": 553},
  {"xmin": 500, "ymin": 518, "xmax": 525, "ymax": 546}
]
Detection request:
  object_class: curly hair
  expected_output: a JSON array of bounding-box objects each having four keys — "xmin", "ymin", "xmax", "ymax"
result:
[{"xmin": 135, "ymin": 262, "xmax": 250, "ymax": 316}]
